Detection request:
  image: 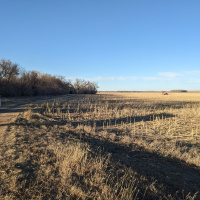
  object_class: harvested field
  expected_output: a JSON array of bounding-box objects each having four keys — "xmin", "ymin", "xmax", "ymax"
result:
[{"xmin": 0, "ymin": 92, "xmax": 200, "ymax": 199}]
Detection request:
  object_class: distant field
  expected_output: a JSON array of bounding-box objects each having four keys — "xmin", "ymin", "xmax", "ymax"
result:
[{"xmin": 0, "ymin": 92, "xmax": 200, "ymax": 199}]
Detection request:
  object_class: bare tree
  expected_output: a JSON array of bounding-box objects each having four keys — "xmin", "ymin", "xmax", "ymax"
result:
[
  {"xmin": 0, "ymin": 59, "xmax": 20, "ymax": 96},
  {"xmin": 0, "ymin": 59, "xmax": 19, "ymax": 80},
  {"xmin": 74, "ymin": 79, "xmax": 98, "ymax": 94},
  {"xmin": 0, "ymin": 58, "xmax": 98, "ymax": 97}
]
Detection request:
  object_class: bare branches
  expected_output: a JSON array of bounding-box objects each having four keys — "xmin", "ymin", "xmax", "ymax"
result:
[{"xmin": 0, "ymin": 59, "xmax": 98, "ymax": 97}]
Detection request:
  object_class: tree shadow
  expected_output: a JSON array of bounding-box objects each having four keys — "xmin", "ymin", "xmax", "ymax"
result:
[
  {"xmin": 59, "ymin": 130, "xmax": 200, "ymax": 199},
  {"xmin": 68, "ymin": 112, "xmax": 175, "ymax": 128},
  {"xmin": 0, "ymin": 94, "xmax": 76, "ymax": 114},
  {"xmin": 2, "ymin": 110, "xmax": 199, "ymax": 199},
  {"xmin": 0, "ymin": 107, "xmax": 27, "ymax": 114}
]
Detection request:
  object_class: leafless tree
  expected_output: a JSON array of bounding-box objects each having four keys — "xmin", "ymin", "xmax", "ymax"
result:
[
  {"xmin": 0, "ymin": 59, "xmax": 20, "ymax": 96},
  {"xmin": 0, "ymin": 59, "xmax": 98, "ymax": 97}
]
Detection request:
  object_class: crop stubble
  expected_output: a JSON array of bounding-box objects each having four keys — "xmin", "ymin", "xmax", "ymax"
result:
[{"xmin": 0, "ymin": 92, "xmax": 200, "ymax": 199}]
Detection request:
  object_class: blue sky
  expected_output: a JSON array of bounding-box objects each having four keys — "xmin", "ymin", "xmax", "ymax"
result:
[{"xmin": 0, "ymin": 0, "xmax": 200, "ymax": 91}]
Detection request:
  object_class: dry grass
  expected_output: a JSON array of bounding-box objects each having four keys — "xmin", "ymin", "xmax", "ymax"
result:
[{"xmin": 1, "ymin": 92, "xmax": 200, "ymax": 199}]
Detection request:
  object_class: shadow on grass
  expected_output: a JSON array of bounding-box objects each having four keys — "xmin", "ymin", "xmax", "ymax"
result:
[
  {"xmin": 2, "ymin": 112, "xmax": 199, "ymax": 199},
  {"xmin": 0, "ymin": 108, "xmax": 27, "ymax": 114},
  {"xmin": 0, "ymin": 94, "xmax": 77, "ymax": 114},
  {"xmin": 0, "ymin": 111, "xmax": 175, "ymax": 130},
  {"xmin": 60, "ymin": 130, "xmax": 200, "ymax": 199},
  {"xmin": 68, "ymin": 112, "xmax": 176, "ymax": 128}
]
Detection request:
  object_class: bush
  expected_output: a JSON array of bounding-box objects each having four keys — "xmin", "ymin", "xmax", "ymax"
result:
[{"xmin": 0, "ymin": 59, "xmax": 98, "ymax": 97}]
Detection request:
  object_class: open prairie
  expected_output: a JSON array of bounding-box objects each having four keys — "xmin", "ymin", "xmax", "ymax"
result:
[{"xmin": 1, "ymin": 92, "xmax": 200, "ymax": 199}]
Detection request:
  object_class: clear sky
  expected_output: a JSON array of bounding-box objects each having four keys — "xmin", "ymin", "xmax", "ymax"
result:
[{"xmin": 0, "ymin": 0, "xmax": 200, "ymax": 91}]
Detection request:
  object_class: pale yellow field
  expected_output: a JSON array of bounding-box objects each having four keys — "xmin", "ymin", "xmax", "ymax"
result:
[
  {"xmin": 99, "ymin": 91, "xmax": 200, "ymax": 102},
  {"xmin": 1, "ymin": 92, "xmax": 200, "ymax": 199}
]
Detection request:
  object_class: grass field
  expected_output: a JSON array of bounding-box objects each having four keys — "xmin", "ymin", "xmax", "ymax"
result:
[{"xmin": 0, "ymin": 92, "xmax": 200, "ymax": 199}]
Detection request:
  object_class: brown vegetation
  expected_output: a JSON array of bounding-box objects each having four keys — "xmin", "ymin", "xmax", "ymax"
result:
[
  {"xmin": 0, "ymin": 92, "xmax": 200, "ymax": 199},
  {"xmin": 0, "ymin": 59, "xmax": 98, "ymax": 97},
  {"xmin": 170, "ymin": 90, "xmax": 188, "ymax": 93}
]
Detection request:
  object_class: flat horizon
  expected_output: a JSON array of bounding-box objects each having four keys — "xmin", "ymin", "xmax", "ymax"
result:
[{"xmin": 0, "ymin": 1, "xmax": 200, "ymax": 91}]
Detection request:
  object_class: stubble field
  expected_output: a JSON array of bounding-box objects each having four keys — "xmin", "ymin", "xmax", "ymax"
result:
[{"xmin": 0, "ymin": 92, "xmax": 200, "ymax": 199}]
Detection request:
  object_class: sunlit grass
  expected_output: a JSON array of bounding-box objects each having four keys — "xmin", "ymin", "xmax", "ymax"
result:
[{"xmin": 1, "ymin": 92, "xmax": 200, "ymax": 199}]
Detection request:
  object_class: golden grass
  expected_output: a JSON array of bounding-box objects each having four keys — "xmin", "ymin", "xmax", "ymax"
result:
[{"xmin": 1, "ymin": 92, "xmax": 200, "ymax": 199}]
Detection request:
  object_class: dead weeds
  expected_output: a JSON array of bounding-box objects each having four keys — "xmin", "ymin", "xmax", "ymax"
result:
[{"xmin": 0, "ymin": 93, "xmax": 200, "ymax": 199}]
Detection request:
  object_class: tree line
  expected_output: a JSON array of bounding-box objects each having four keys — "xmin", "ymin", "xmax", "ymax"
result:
[{"xmin": 0, "ymin": 59, "xmax": 98, "ymax": 97}]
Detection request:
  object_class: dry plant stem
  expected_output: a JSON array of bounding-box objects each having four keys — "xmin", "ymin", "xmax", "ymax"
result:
[{"xmin": 0, "ymin": 92, "xmax": 200, "ymax": 199}]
